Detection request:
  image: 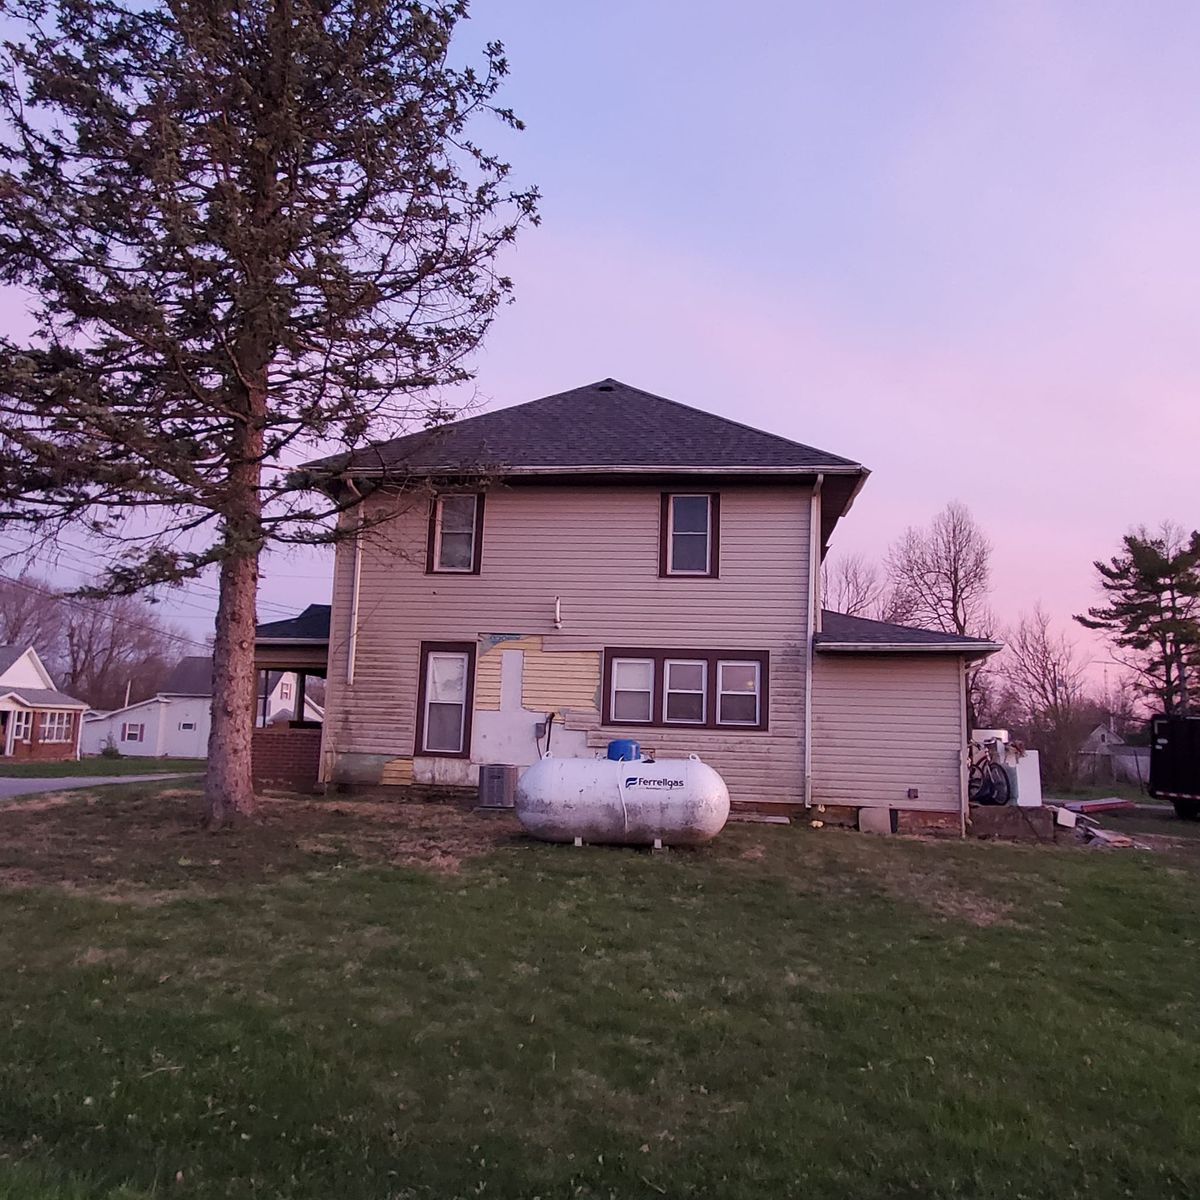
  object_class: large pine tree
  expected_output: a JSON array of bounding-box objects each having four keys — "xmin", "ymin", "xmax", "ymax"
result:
[
  {"xmin": 1075, "ymin": 524, "xmax": 1200, "ymax": 716},
  {"xmin": 0, "ymin": 0, "xmax": 536, "ymax": 824}
]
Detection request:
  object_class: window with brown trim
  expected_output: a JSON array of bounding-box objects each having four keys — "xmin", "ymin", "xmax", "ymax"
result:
[
  {"xmin": 414, "ymin": 641, "xmax": 477, "ymax": 758},
  {"xmin": 659, "ymin": 493, "xmax": 719, "ymax": 577},
  {"xmin": 426, "ymin": 494, "xmax": 485, "ymax": 574},
  {"xmin": 601, "ymin": 648, "xmax": 768, "ymax": 731}
]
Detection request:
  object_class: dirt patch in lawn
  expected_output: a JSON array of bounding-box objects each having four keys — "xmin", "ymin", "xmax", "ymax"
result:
[
  {"xmin": 872, "ymin": 861, "xmax": 1016, "ymax": 927},
  {"xmin": 0, "ymin": 788, "xmax": 522, "ymax": 899}
]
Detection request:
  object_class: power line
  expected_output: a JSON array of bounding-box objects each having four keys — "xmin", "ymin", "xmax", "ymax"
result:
[
  {"xmin": 0, "ymin": 572, "xmax": 211, "ymax": 652},
  {"xmin": 0, "ymin": 533, "xmax": 299, "ymax": 619}
]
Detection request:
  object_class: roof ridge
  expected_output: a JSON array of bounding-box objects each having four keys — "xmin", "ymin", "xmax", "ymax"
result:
[{"xmin": 603, "ymin": 378, "xmax": 861, "ymax": 467}]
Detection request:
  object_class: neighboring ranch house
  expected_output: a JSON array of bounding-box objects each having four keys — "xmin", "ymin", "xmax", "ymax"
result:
[
  {"xmin": 284, "ymin": 379, "xmax": 999, "ymax": 828},
  {"xmin": 0, "ymin": 645, "xmax": 87, "ymax": 762},
  {"xmin": 81, "ymin": 656, "xmax": 217, "ymax": 758}
]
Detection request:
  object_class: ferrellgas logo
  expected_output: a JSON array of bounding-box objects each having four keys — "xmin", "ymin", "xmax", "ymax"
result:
[{"xmin": 624, "ymin": 776, "xmax": 685, "ymax": 790}]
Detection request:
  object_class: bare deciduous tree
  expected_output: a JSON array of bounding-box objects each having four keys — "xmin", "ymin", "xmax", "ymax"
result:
[
  {"xmin": 998, "ymin": 606, "xmax": 1090, "ymax": 788},
  {"xmin": 821, "ymin": 553, "xmax": 885, "ymax": 617},
  {"xmin": 884, "ymin": 502, "xmax": 996, "ymax": 726},
  {"xmin": 0, "ymin": 572, "xmax": 187, "ymax": 709},
  {"xmin": 0, "ymin": 573, "xmax": 64, "ymax": 673},
  {"xmin": 885, "ymin": 502, "xmax": 993, "ymax": 637}
]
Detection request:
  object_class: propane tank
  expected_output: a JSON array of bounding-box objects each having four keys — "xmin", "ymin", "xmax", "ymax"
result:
[{"xmin": 514, "ymin": 753, "xmax": 730, "ymax": 846}]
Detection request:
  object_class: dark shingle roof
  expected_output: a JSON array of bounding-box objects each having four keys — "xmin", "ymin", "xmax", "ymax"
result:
[
  {"xmin": 255, "ymin": 604, "xmax": 331, "ymax": 642},
  {"xmin": 160, "ymin": 656, "xmax": 214, "ymax": 696},
  {"xmin": 306, "ymin": 379, "xmax": 864, "ymax": 477},
  {"xmin": 816, "ymin": 611, "xmax": 1002, "ymax": 656},
  {"xmin": 0, "ymin": 686, "xmax": 87, "ymax": 707},
  {"xmin": 0, "ymin": 645, "xmax": 26, "ymax": 676}
]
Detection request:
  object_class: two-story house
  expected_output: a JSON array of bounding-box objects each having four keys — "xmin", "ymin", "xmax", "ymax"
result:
[{"xmin": 300, "ymin": 379, "xmax": 1000, "ymax": 830}]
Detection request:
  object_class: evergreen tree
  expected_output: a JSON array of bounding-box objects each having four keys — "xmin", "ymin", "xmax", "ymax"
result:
[
  {"xmin": 0, "ymin": 0, "xmax": 536, "ymax": 824},
  {"xmin": 1075, "ymin": 523, "xmax": 1200, "ymax": 716}
]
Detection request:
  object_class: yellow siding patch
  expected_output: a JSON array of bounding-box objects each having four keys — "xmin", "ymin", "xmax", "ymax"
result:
[
  {"xmin": 522, "ymin": 645, "xmax": 601, "ymax": 713},
  {"xmin": 380, "ymin": 757, "xmax": 414, "ymax": 785},
  {"xmin": 475, "ymin": 635, "xmax": 540, "ymax": 710}
]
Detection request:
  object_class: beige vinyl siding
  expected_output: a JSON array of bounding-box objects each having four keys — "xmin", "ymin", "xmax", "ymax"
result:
[
  {"xmin": 321, "ymin": 483, "xmax": 812, "ymax": 806},
  {"xmin": 811, "ymin": 653, "xmax": 966, "ymax": 813}
]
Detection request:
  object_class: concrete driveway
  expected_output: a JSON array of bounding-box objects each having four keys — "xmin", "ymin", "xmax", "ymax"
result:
[{"xmin": 0, "ymin": 773, "xmax": 192, "ymax": 801}]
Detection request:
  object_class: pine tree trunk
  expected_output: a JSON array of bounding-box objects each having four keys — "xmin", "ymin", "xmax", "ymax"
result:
[
  {"xmin": 205, "ymin": 357, "xmax": 266, "ymax": 827},
  {"xmin": 205, "ymin": 547, "xmax": 260, "ymax": 826}
]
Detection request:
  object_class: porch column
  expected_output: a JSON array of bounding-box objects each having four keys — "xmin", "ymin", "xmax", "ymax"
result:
[{"xmin": 295, "ymin": 672, "xmax": 307, "ymax": 725}]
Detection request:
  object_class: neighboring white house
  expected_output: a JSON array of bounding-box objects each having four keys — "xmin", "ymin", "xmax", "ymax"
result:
[
  {"xmin": 257, "ymin": 670, "xmax": 325, "ymax": 727},
  {"xmin": 81, "ymin": 657, "xmax": 324, "ymax": 758},
  {"xmin": 81, "ymin": 656, "xmax": 216, "ymax": 758}
]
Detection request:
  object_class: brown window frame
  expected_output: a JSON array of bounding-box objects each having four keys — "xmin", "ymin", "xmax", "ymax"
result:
[
  {"xmin": 425, "ymin": 493, "xmax": 486, "ymax": 575},
  {"xmin": 414, "ymin": 640, "xmax": 477, "ymax": 759},
  {"xmin": 601, "ymin": 647, "xmax": 769, "ymax": 731},
  {"xmin": 659, "ymin": 492, "xmax": 720, "ymax": 578}
]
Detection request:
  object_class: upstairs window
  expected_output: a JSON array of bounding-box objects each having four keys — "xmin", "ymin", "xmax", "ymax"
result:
[
  {"xmin": 661, "ymin": 493, "xmax": 718, "ymax": 577},
  {"xmin": 428, "ymin": 494, "xmax": 484, "ymax": 574}
]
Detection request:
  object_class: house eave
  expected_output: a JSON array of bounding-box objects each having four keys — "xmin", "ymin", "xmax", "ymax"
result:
[{"xmin": 815, "ymin": 641, "xmax": 1004, "ymax": 658}]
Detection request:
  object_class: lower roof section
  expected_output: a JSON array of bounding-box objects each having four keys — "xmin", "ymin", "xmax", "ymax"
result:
[{"xmin": 815, "ymin": 610, "xmax": 1002, "ymax": 660}]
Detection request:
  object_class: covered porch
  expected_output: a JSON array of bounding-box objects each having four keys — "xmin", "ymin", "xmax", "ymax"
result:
[{"xmin": 253, "ymin": 604, "xmax": 331, "ymax": 793}]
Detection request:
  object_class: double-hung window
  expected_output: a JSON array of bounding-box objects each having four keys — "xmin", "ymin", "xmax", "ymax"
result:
[
  {"xmin": 663, "ymin": 659, "xmax": 707, "ymax": 724},
  {"xmin": 11, "ymin": 711, "xmax": 31, "ymax": 742},
  {"xmin": 661, "ymin": 493, "xmax": 719, "ymax": 577},
  {"xmin": 428, "ymin": 494, "xmax": 484, "ymax": 574},
  {"xmin": 121, "ymin": 722, "xmax": 145, "ymax": 744},
  {"xmin": 40, "ymin": 711, "xmax": 71, "ymax": 742},
  {"xmin": 603, "ymin": 649, "xmax": 768, "ymax": 731},
  {"xmin": 417, "ymin": 642, "xmax": 476, "ymax": 757},
  {"xmin": 716, "ymin": 660, "xmax": 762, "ymax": 726},
  {"xmin": 610, "ymin": 658, "xmax": 654, "ymax": 723}
]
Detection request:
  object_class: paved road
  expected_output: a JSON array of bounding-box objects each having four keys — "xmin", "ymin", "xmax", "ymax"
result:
[{"xmin": 0, "ymin": 773, "xmax": 192, "ymax": 801}]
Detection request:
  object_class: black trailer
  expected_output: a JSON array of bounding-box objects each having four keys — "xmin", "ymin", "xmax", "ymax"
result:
[{"xmin": 1149, "ymin": 714, "xmax": 1200, "ymax": 819}]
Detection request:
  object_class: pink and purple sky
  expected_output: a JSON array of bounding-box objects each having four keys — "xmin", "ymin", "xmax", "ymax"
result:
[{"xmin": 9, "ymin": 2, "xmax": 1200, "ymax": 667}]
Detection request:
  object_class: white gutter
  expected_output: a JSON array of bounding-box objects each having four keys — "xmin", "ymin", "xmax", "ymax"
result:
[
  {"xmin": 345, "ymin": 528, "xmax": 363, "ymax": 686},
  {"xmin": 816, "ymin": 642, "xmax": 1004, "ymax": 655},
  {"xmin": 804, "ymin": 474, "xmax": 823, "ymax": 808}
]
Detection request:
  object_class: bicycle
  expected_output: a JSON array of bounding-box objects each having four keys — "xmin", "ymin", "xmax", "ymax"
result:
[{"xmin": 968, "ymin": 738, "xmax": 1011, "ymax": 805}]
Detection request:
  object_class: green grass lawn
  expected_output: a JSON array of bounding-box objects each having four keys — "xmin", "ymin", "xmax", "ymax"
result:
[
  {"xmin": 0, "ymin": 785, "xmax": 1198, "ymax": 1199},
  {"xmin": 0, "ymin": 757, "xmax": 204, "ymax": 779}
]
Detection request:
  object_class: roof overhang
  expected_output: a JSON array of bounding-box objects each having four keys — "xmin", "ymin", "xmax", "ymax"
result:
[
  {"xmin": 816, "ymin": 641, "xmax": 1003, "ymax": 662},
  {"xmin": 0, "ymin": 690, "xmax": 89, "ymax": 709}
]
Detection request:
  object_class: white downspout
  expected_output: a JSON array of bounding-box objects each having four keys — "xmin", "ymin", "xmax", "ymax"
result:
[
  {"xmin": 345, "ymin": 522, "xmax": 363, "ymax": 687},
  {"xmin": 804, "ymin": 474, "xmax": 823, "ymax": 808}
]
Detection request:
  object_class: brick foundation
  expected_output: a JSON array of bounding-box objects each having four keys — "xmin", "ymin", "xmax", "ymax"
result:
[{"xmin": 252, "ymin": 726, "xmax": 323, "ymax": 794}]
